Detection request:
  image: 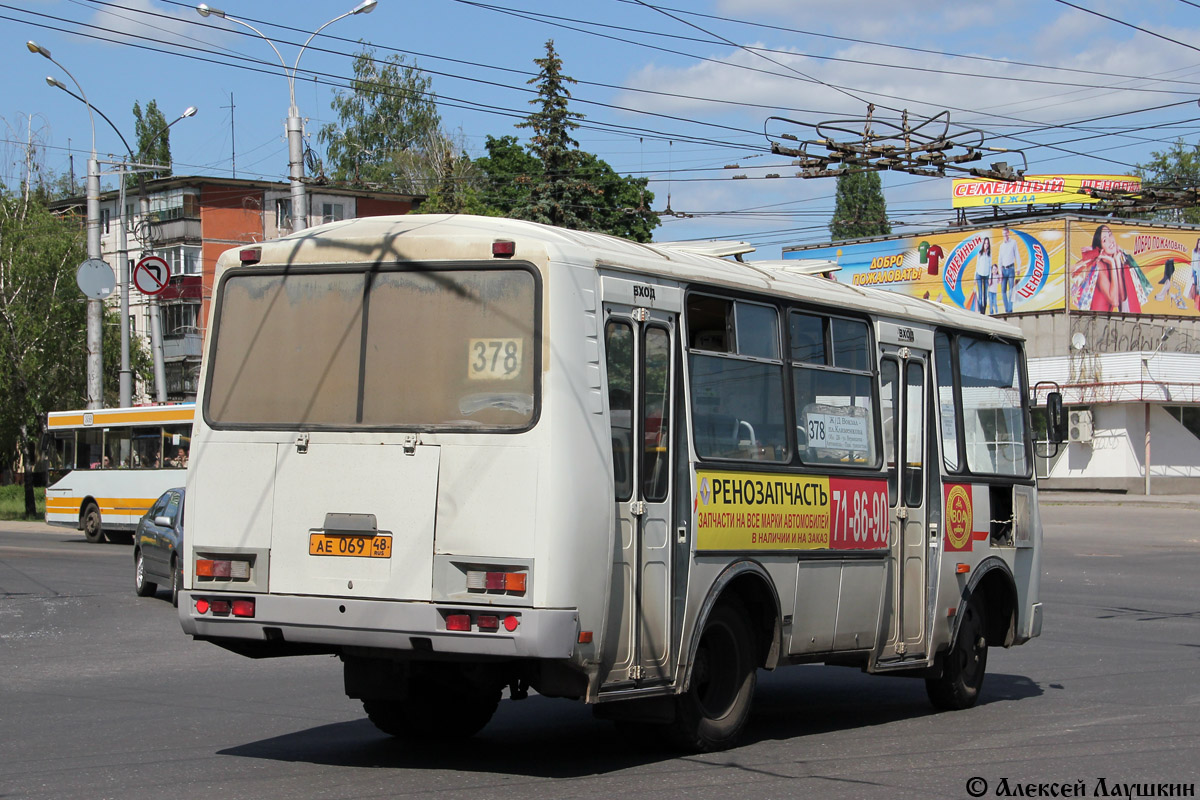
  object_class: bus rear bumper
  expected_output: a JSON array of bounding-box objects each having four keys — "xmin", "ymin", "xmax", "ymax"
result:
[{"xmin": 178, "ymin": 591, "xmax": 580, "ymax": 660}]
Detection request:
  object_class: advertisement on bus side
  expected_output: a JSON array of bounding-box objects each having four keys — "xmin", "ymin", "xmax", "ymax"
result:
[{"xmin": 694, "ymin": 470, "xmax": 889, "ymax": 551}]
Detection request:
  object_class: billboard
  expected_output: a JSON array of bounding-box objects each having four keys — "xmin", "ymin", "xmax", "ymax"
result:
[
  {"xmin": 951, "ymin": 175, "xmax": 1141, "ymax": 209},
  {"xmin": 785, "ymin": 220, "xmax": 1067, "ymax": 315},
  {"xmin": 1067, "ymin": 220, "xmax": 1200, "ymax": 316}
]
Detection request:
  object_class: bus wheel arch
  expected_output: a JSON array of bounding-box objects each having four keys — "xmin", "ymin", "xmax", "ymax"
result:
[
  {"xmin": 964, "ymin": 558, "xmax": 1018, "ymax": 649},
  {"xmin": 689, "ymin": 561, "xmax": 782, "ymax": 673},
  {"xmin": 670, "ymin": 562, "xmax": 781, "ymax": 751},
  {"xmin": 80, "ymin": 499, "xmax": 103, "ymax": 544},
  {"xmin": 926, "ymin": 558, "xmax": 1016, "ymax": 710}
]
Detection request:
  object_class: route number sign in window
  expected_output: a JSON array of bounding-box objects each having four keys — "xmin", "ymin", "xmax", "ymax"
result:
[{"xmin": 468, "ymin": 338, "xmax": 523, "ymax": 380}]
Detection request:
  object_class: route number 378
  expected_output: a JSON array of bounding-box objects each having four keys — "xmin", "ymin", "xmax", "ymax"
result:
[{"xmin": 468, "ymin": 338, "xmax": 523, "ymax": 380}]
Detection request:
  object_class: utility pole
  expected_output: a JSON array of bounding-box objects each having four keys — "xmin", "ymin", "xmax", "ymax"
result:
[
  {"xmin": 197, "ymin": 0, "xmax": 377, "ymax": 234},
  {"xmin": 29, "ymin": 40, "xmax": 104, "ymax": 408},
  {"xmin": 223, "ymin": 91, "xmax": 236, "ymax": 179}
]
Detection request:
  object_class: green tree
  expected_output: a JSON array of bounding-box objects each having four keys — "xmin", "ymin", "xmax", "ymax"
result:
[
  {"xmin": 829, "ymin": 169, "xmax": 891, "ymax": 240},
  {"xmin": 131, "ymin": 100, "xmax": 172, "ymax": 185},
  {"xmin": 318, "ymin": 47, "xmax": 442, "ymax": 189},
  {"xmin": 514, "ymin": 40, "xmax": 593, "ymax": 229},
  {"xmin": 0, "ymin": 190, "xmax": 87, "ymax": 515},
  {"xmin": 1135, "ymin": 139, "xmax": 1200, "ymax": 224},
  {"xmin": 473, "ymin": 135, "xmax": 541, "ymax": 214},
  {"xmin": 575, "ymin": 152, "xmax": 657, "ymax": 242}
]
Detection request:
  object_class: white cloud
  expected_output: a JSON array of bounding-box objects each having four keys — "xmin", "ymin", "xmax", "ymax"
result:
[{"xmin": 84, "ymin": 0, "xmax": 236, "ymax": 55}]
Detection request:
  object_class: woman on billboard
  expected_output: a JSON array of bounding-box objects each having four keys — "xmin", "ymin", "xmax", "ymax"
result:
[
  {"xmin": 1072, "ymin": 224, "xmax": 1150, "ymax": 313},
  {"xmin": 973, "ymin": 237, "xmax": 992, "ymax": 313}
]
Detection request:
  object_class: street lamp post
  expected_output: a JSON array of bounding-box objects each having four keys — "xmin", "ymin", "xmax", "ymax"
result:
[
  {"xmin": 28, "ymin": 41, "xmax": 103, "ymax": 409},
  {"xmin": 42, "ymin": 69, "xmax": 196, "ymax": 406},
  {"xmin": 197, "ymin": 1, "xmax": 377, "ymax": 234}
]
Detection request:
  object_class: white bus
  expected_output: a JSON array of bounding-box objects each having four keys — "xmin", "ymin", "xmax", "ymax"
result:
[
  {"xmin": 180, "ymin": 215, "xmax": 1061, "ymax": 751},
  {"xmin": 45, "ymin": 404, "xmax": 194, "ymax": 543}
]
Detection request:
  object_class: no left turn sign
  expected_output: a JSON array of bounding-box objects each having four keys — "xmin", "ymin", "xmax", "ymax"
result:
[{"xmin": 133, "ymin": 255, "xmax": 172, "ymax": 296}]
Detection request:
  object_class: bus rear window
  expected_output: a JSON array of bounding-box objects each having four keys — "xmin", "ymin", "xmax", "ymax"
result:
[{"xmin": 206, "ymin": 267, "xmax": 538, "ymax": 429}]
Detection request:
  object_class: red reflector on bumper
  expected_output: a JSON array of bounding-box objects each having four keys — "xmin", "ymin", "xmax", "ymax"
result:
[
  {"xmin": 195, "ymin": 598, "xmax": 209, "ymax": 614},
  {"xmin": 503, "ymin": 614, "xmax": 519, "ymax": 632},
  {"xmin": 446, "ymin": 614, "xmax": 471, "ymax": 631},
  {"xmin": 210, "ymin": 599, "xmax": 231, "ymax": 616},
  {"xmin": 476, "ymin": 615, "xmax": 499, "ymax": 631}
]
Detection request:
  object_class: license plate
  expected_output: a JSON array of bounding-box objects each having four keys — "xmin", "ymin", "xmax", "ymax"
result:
[{"xmin": 309, "ymin": 532, "xmax": 392, "ymax": 558}]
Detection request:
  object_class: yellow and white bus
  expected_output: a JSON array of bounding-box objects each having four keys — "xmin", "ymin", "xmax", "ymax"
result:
[
  {"xmin": 179, "ymin": 215, "xmax": 1061, "ymax": 750},
  {"xmin": 45, "ymin": 404, "xmax": 194, "ymax": 543}
]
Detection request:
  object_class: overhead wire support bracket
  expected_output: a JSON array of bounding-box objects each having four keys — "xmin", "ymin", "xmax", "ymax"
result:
[{"xmin": 763, "ymin": 106, "xmax": 1027, "ymax": 182}]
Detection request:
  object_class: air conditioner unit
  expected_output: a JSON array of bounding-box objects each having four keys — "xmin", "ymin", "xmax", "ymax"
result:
[{"xmin": 1068, "ymin": 409, "xmax": 1093, "ymax": 444}]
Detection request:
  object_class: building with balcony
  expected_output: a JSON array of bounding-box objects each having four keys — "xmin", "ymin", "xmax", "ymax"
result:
[{"xmin": 52, "ymin": 177, "xmax": 420, "ymax": 402}]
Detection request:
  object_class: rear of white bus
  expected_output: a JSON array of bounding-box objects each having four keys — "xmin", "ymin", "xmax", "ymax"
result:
[{"xmin": 178, "ymin": 230, "xmax": 611, "ymax": 737}]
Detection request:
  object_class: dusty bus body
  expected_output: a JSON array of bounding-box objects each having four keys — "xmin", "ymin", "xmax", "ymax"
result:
[{"xmin": 180, "ymin": 215, "xmax": 1047, "ymax": 750}]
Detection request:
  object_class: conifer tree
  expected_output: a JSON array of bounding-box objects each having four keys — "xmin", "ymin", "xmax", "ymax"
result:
[
  {"xmin": 829, "ymin": 169, "xmax": 891, "ymax": 240},
  {"xmin": 514, "ymin": 40, "xmax": 593, "ymax": 229}
]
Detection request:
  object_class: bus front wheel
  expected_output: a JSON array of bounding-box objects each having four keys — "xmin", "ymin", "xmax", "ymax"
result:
[
  {"xmin": 926, "ymin": 599, "xmax": 988, "ymax": 710},
  {"xmin": 670, "ymin": 601, "xmax": 757, "ymax": 752},
  {"xmin": 82, "ymin": 503, "xmax": 103, "ymax": 544}
]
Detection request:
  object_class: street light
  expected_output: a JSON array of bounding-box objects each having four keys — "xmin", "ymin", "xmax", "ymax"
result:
[
  {"xmin": 42, "ymin": 62, "xmax": 197, "ymax": 406},
  {"xmin": 196, "ymin": 1, "xmax": 377, "ymax": 235},
  {"xmin": 29, "ymin": 40, "xmax": 103, "ymax": 410}
]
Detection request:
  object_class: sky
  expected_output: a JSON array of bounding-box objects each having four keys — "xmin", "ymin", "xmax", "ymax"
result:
[{"xmin": 5, "ymin": 0, "xmax": 1200, "ymax": 257}]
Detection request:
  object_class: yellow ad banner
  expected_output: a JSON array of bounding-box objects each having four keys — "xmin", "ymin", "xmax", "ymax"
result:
[
  {"xmin": 951, "ymin": 174, "xmax": 1140, "ymax": 209},
  {"xmin": 694, "ymin": 470, "xmax": 888, "ymax": 551}
]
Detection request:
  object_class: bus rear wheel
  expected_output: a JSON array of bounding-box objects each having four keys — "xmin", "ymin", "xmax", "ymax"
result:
[
  {"xmin": 926, "ymin": 599, "xmax": 988, "ymax": 710},
  {"xmin": 363, "ymin": 672, "xmax": 500, "ymax": 740},
  {"xmin": 669, "ymin": 601, "xmax": 757, "ymax": 752},
  {"xmin": 82, "ymin": 503, "xmax": 104, "ymax": 544}
]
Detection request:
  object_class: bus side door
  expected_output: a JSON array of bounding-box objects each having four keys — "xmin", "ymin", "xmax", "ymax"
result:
[
  {"xmin": 878, "ymin": 347, "xmax": 930, "ymax": 663},
  {"xmin": 602, "ymin": 299, "xmax": 678, "ymax": 688}
]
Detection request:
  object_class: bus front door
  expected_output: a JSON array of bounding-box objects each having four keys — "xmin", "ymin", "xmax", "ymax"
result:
[
  {"xmin": 878, "ymin": 350, "xmax": 930, "ymax": 664},
  {"xmin": 602, "ymin": 307, "xmax": 677, "ymax": 688}
]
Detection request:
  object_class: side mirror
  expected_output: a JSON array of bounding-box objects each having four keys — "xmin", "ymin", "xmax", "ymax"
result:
[
  {"xmin": 154, "ymin": 515, "xmax": 173, "ymax": 528},
  {"xmin": 1046, "ymin": 391, "xmax": 1066, "ymax": 444}
]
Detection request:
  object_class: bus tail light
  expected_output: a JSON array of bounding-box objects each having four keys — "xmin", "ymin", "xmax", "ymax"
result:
[
  {"xmin": 194, "ymin": 597, "xmax": 255, "ymax": 617},
  {"xmin": 504, "ymin": 615, "xmax": 520, "ymax": 632},
  {"xmin": 465, "ymin": 569, "xmax": 527, "ymax": 595},
  {"xmin": 196, "ymin": 558, "xmax": 250, "ymax": 580},
  {"xmin": 446, "ymin": 614, "xmax": 471, "ymax": 631}
]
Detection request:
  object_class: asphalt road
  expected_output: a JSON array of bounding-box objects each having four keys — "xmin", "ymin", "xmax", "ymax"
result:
[{"xmin": 1, "ymin": 499, "xmax": 1198, "ymax": 800}]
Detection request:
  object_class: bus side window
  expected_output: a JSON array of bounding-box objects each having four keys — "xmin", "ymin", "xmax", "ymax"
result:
[
  {"xmin": 78, "ymin": 428, "xmax": 102, "ymax": 470},
  {"xmin": 687, "ymin": 294, "xmax": 787, "ymax": 462},
  {"xmin": 880, "ymin": 358, "xmax": 899, "ymax": 505},
  {"xmin": 605, "ymin": 321, "xmax": 635, "ymax": 501}
]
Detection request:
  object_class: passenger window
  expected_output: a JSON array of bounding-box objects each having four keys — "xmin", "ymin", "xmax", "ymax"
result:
[
  {"xmin": 735, "ymin": 302, "xmax": 780, "ymax": 360},
  {"xmin": 687, "ymin": 293, "xmax": 787, "ymax": 462},
  {"xmin": 791, "ymin": 312, "xmax": 879, "ymax": 468},
  {"xmin": 831, "ymin": 319, "xmax": 869, "ymax": 371},
  {"xmin": 789, "ymin": 313, "xmax": 826, "ymax": 365}
]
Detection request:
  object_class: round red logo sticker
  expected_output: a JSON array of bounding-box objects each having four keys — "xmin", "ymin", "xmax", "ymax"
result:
[{"xmin": 946, "ymin": 485, "xmax": 972, "ymax": 551}]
